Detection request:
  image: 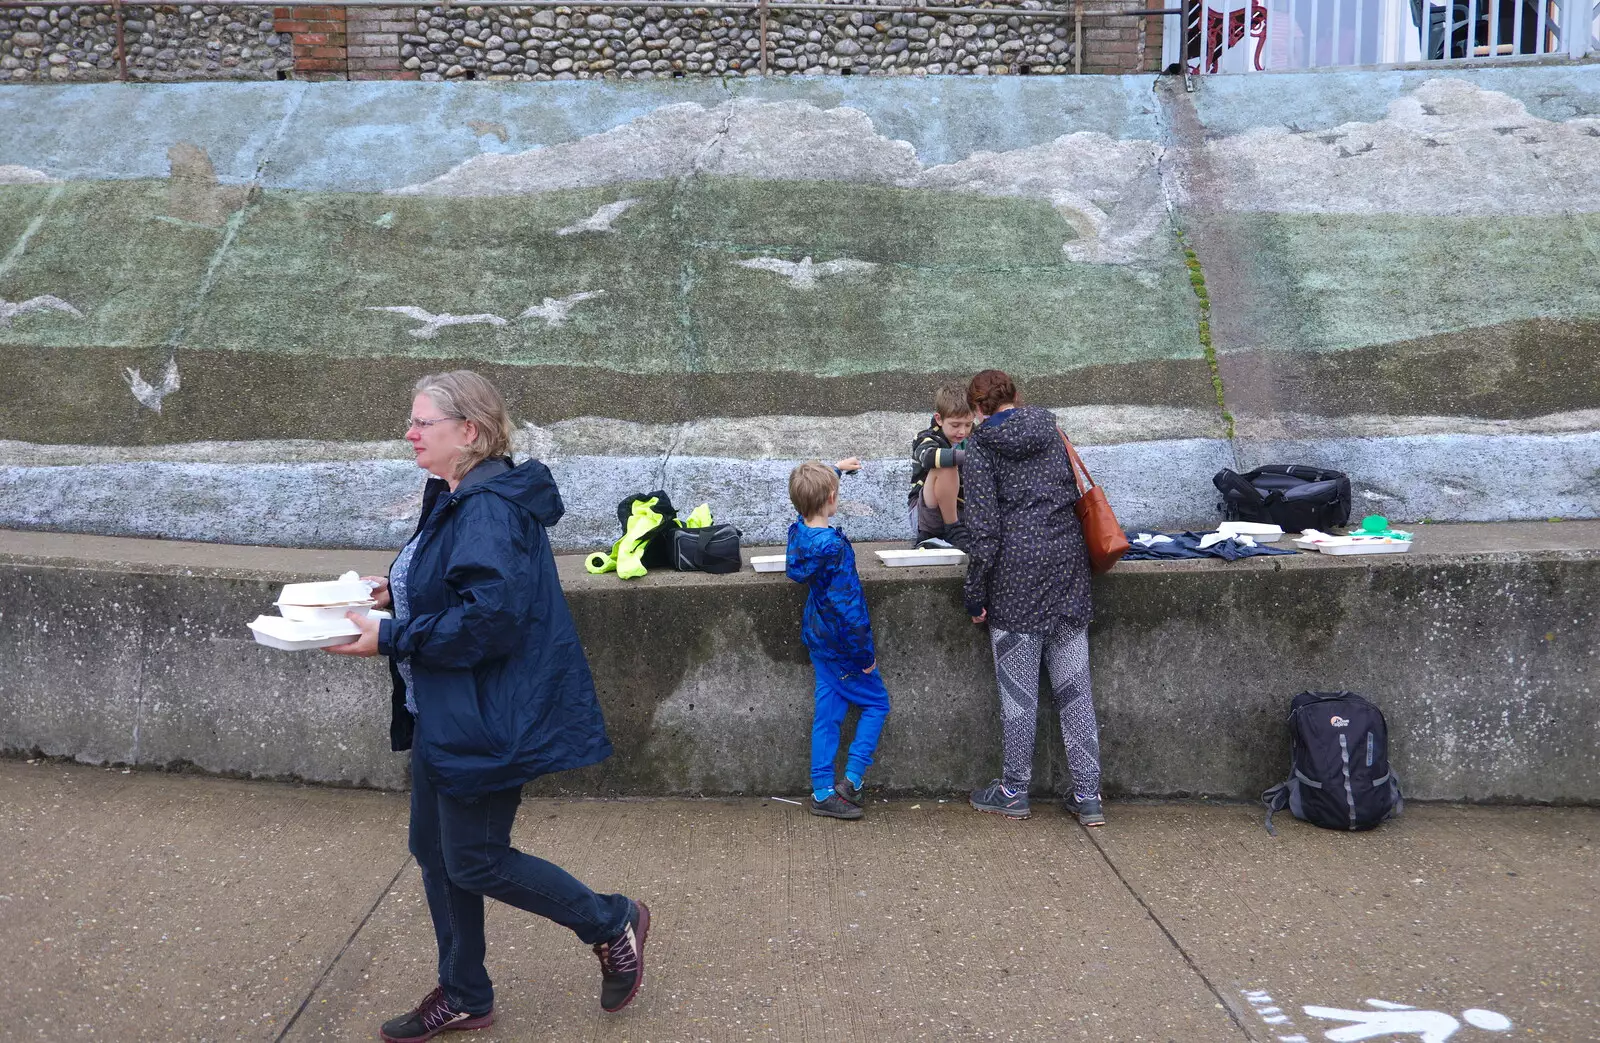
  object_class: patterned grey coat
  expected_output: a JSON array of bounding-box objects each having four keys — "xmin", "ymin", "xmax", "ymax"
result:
[{"xmin": 961, "ymin": 404, "xmax": 1094, "ymax": 634}]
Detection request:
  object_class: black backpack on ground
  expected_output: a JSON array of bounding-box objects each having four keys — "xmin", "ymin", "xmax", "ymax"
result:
[
  {"xmin": 1263, "ymin": 691, "xmax": 1403, "ymax": 834},
  {"xmin": 667, "ymin": 523, "xmax": 742, "ymax": 574},
  {"xmin": 1213, "ymin": 464, "xmax": 1352, "ymax": 533}
]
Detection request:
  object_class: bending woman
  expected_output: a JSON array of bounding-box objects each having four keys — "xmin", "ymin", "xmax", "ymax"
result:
[
  {"xmin": 327, "ymin": 370, "xmax": 649, "ymax": 1042},
  {"xmin": 960, "ymin": 369, "xmax": 1106, "ymax": 827}
]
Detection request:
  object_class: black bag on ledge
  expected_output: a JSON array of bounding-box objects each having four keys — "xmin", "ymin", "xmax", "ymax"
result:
[
  {"xmin": 1213, "ymin": 464, "xmax": 1352, "ymax": 533},
  {"xmin": 668, "ymin": 524, "xmax": 742, "ymax": 574}
]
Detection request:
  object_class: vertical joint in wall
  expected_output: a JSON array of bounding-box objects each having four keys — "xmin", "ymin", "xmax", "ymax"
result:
[{"xmin": 1176, "ymin": 229, "xmax": 1234, "ymax": 442}]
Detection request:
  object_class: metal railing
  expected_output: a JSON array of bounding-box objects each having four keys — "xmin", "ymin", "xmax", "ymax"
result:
[
  {"xmin": 0, "ymin": 0, "xmax": 1176, "ymax": 79},
  {"xmin": 1173, "ymin": 0, "xmax": 1594, "ymax": 72}
]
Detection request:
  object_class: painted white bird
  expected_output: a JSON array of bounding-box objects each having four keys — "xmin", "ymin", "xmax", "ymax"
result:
[
  {"xmin": 125, "ymin": 356, "xmax": 180, "ymax": 413},
  {"xmin": 366, "ymin": 306, "xmax": 509, "ymax": 339},
  {"xmin": 518, "ymin": 290, "xmax": 606, "ymax": 328},
  {"xmin": 0, "ymin": 295, "xmax": 84, "ymax": 328},
  {"xmin": 735, "ymin": 255, "xmax": 878, "ymax": 290},
  {"xmin": 556, "ymin": 199, "xmax": 640, "ymax": 236}
]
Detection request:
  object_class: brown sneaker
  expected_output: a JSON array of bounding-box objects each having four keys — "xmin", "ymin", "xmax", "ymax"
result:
[{"xmin": 379, "ymin": 987, "xmax": 494, "ymax": 1042}]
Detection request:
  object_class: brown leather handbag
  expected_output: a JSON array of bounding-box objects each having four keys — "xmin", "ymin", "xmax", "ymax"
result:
[{"xmin": 1059, "ymin": 431, "xmax": 1130, "ymax": 573}]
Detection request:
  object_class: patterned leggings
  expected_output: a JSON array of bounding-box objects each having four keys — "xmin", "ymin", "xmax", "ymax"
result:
[{"xmin": 990, "ymin": 621, "xmax": 1101, "ymax": 799}]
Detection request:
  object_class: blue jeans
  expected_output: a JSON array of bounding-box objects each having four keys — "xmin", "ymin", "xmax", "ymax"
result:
[
  {"xmin": 809, "ymin": 655, "xmax": 891, "ymax": 791},
  {"xmin": 409, "ymin": 745, "xmax": 631, "ymax": 1014}
]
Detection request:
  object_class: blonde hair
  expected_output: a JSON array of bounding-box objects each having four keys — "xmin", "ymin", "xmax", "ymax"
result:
[
  {"xmin": 413, "ymin": 370, "xmax": 515, "ymax": 479},
  {"xmin": 934, "ymin": 384, "xmax": 972, "ymax": 419},
  {"xmin": 788, "ymin": 460, "xmax": 839, "ymax": 519}
]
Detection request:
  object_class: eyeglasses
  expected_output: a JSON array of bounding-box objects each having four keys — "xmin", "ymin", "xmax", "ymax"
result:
[{"xmin": 406, "ymin": 416, "xmax": 460, "ymax": 433}]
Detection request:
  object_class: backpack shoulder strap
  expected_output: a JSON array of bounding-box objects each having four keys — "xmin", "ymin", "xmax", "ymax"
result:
[{"xmin": 1261, "ymin": 780, "xmax": 1291, "ymax": 836}]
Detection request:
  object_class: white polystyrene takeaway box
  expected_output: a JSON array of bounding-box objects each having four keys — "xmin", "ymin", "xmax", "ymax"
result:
[{"xmin": 875, "ymin": 548, "xmax": 966, "ymax": 568}]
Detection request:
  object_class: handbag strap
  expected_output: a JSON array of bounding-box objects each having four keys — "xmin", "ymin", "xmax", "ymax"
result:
[{"xmin": 1057, "ymin": 429, "xmax": 1095, "ymax": 493}]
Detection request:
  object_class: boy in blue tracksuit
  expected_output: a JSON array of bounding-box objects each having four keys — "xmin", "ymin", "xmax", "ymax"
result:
[{"xmin": 785, "ymin": 459, "xmax": 891, "ymax": 820}]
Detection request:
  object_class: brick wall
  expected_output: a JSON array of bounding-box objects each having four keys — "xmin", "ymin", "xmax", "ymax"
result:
[
  {"xmin": 348, "ymin": 6, "xmax": 415, "ymax": 79},
  {"xmin": 270, "ymin": 5, "xmax": 346, "ymax": 78},
  {"xmin": 1081, "ymin": 2, "xmax": 1164, "ymax": 75}
]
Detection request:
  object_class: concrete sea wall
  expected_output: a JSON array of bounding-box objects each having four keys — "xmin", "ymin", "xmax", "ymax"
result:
[
  {"xmin": 3, "ymin": 523, "xmax": 1596, "ymax": 802},
  {"xmin": 1, "ymin": 68, "xmax": 1597, "ymax": 553}
]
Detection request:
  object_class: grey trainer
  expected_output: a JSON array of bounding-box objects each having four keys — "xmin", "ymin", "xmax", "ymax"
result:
[
  {"xmin": 970, "ymin": 779, "xmax": 1031, "ymax": 819},
  {"xmin": 808, "ymin": 792, "xmax": 864, "ymax": 820},
  {"xmin": 1067, "ymin": 793, "xmax": 1106, "ymax": 827}
]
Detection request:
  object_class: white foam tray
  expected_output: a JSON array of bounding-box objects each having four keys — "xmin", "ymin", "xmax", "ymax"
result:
[
  {"xmin": 277, "ymin": 578, "xmax": 375, "ymax": 607},
  {"xmin": 248, "ymin": 611, "xmax": 390, "ymax": 651},
  {"xmin": 1293, "ymin": 537, "xmax": 1413, "ymax": 555},
  {"xmin": 277, "ymin": 601, "xmax": 376, "ymax": 622},
  {"xmin": 876, "ymin": 548, "xmax": 966, "ymax": 568},
  {"xmin": 750, "ymin": 554, "xmax": 786, "ymax": 573},
  {"xmin": 1313, "ymin": 540, "xmax": 1413, "ymax": 555},
  {"xmin": 1217, "ymin": 521, "xmax": 1284, "ymax": 542}
]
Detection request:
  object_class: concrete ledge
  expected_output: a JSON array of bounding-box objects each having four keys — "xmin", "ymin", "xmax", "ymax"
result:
[{"xmin": 2, "ymin": 523, "xmax": 1597, "ymax": 802}]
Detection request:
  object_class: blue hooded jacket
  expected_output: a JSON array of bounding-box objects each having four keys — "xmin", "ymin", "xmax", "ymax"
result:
[
  {"xmin": 379, "ymin": 457, "xmax": 612, "ymax": 799},
  {"xmin": 785, "ymin": 518, "xmax": 876, "ymax": 673}
]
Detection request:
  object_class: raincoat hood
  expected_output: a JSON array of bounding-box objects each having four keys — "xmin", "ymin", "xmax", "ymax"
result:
[
  {"xmin": 785, "ymin": 517, "xmax": 839, "ymax": 584},
  {"xmin": 972, "ymin": 405, "xmax": 1059, "ymax": 462},
  {"xmin": 458, "ymin": 458, "xmax": 566, "ymax": 528}
]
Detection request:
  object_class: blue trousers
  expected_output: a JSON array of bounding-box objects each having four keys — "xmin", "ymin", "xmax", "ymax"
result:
[
  {"xmin": 809, "ymin": 655, "xmax": 892, "ymax": 791},
  {"xmin": 409, "ymin": 745, "xmax": 631, "ymax": 1014}
]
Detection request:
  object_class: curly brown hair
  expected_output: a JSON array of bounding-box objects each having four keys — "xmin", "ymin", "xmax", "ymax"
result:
[{"xmin": 967, "ymin": 369, "xmax": 1020, "ymax": 416}]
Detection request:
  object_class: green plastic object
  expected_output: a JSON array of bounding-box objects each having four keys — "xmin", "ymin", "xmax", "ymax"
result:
[{"xmin": 1356, "ymin": 514, "xmax": 1413, "ymax": 541}]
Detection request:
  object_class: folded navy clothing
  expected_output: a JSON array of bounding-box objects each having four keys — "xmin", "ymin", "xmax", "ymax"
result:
[{"xmin": 1122, "ymin": 531, "xmax": 1298, "ymax": 562}]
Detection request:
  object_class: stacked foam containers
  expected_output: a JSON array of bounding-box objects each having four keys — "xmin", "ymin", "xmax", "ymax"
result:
[{"xmin": 248, "ymin": 572, "xmax": 390, "ymax": 651}]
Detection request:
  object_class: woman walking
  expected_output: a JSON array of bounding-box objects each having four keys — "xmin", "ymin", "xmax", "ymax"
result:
[
  {"xmin": 327, "ymin": 370, "xmax": 649, "ymax": 1041},
  {"xmin": 960, "ymin": 369, "xmax": 1106, "ymax": 827}
]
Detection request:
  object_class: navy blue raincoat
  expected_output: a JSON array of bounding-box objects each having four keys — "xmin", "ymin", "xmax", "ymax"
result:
[
  {"xmin": 785, "ymin": 518, "xmax": 877, "ymax": 673},
  {"xmin": 380, "ymin": 457, "xmax": 612, "ymax": 800}
]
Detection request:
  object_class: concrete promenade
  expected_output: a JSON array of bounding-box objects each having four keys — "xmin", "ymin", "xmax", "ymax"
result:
[{"xmin": 2, "ymin": 759, "xmax": 1595, "ymax": 1042}]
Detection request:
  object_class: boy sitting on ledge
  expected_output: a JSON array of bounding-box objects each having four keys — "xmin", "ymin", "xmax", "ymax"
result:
[{"xmin": 908, "ymin": 384, "xmax": 975, "ymax": 550}]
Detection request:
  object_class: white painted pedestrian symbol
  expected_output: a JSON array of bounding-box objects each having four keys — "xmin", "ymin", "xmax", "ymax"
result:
[
  {"xmin": 1242, "ymin": 988, "xmax": 1512, "ymax": 1043},
  {"xmin": 1301, "ymin": 999, "xmax": 1512, "ymax": 1042}
]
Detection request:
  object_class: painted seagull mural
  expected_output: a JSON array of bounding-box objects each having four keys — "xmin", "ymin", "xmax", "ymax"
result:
[
  {"xmin": 735, "ymin": 255, "xmax": 879, "ymax": 290},
  {"xmin": 124, "ymin": 356, "xmax": 180, "ymax": 412},
  {"xmin": 0, "ymin": 295, "xmax": 84, "ymax": 328},
  {"xmin": 518, "ymin": 290, "xmax": 606, "ymax": 328},
  {"xmin": 555, "ymin": 199, "xmax": 640, "ymax": 235},
  {"xmin": 366, "ymin": 306, "xmax": 509, "ymax": 339}
]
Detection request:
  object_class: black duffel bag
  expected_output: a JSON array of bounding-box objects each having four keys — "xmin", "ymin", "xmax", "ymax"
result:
[
  {"xmin": 667, "ymin": 523, "xmax": 742, "ymax": 574},
  {"xmin": 1213, "ymin": 464, "xmax": 1351, "ymax": 533}
]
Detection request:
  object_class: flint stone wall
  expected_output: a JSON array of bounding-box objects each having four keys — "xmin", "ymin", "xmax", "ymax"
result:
[
  {"xmin": 0, "ymin": 3, "xmax": 293, "ymax": 81},
  {"xmin": 402, "ymin": 3, "xmax": 1120, "ymax": 82},
  {"xmin": 0, "ymin": 0, "xmax": 1156, "ymax": 82}
]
